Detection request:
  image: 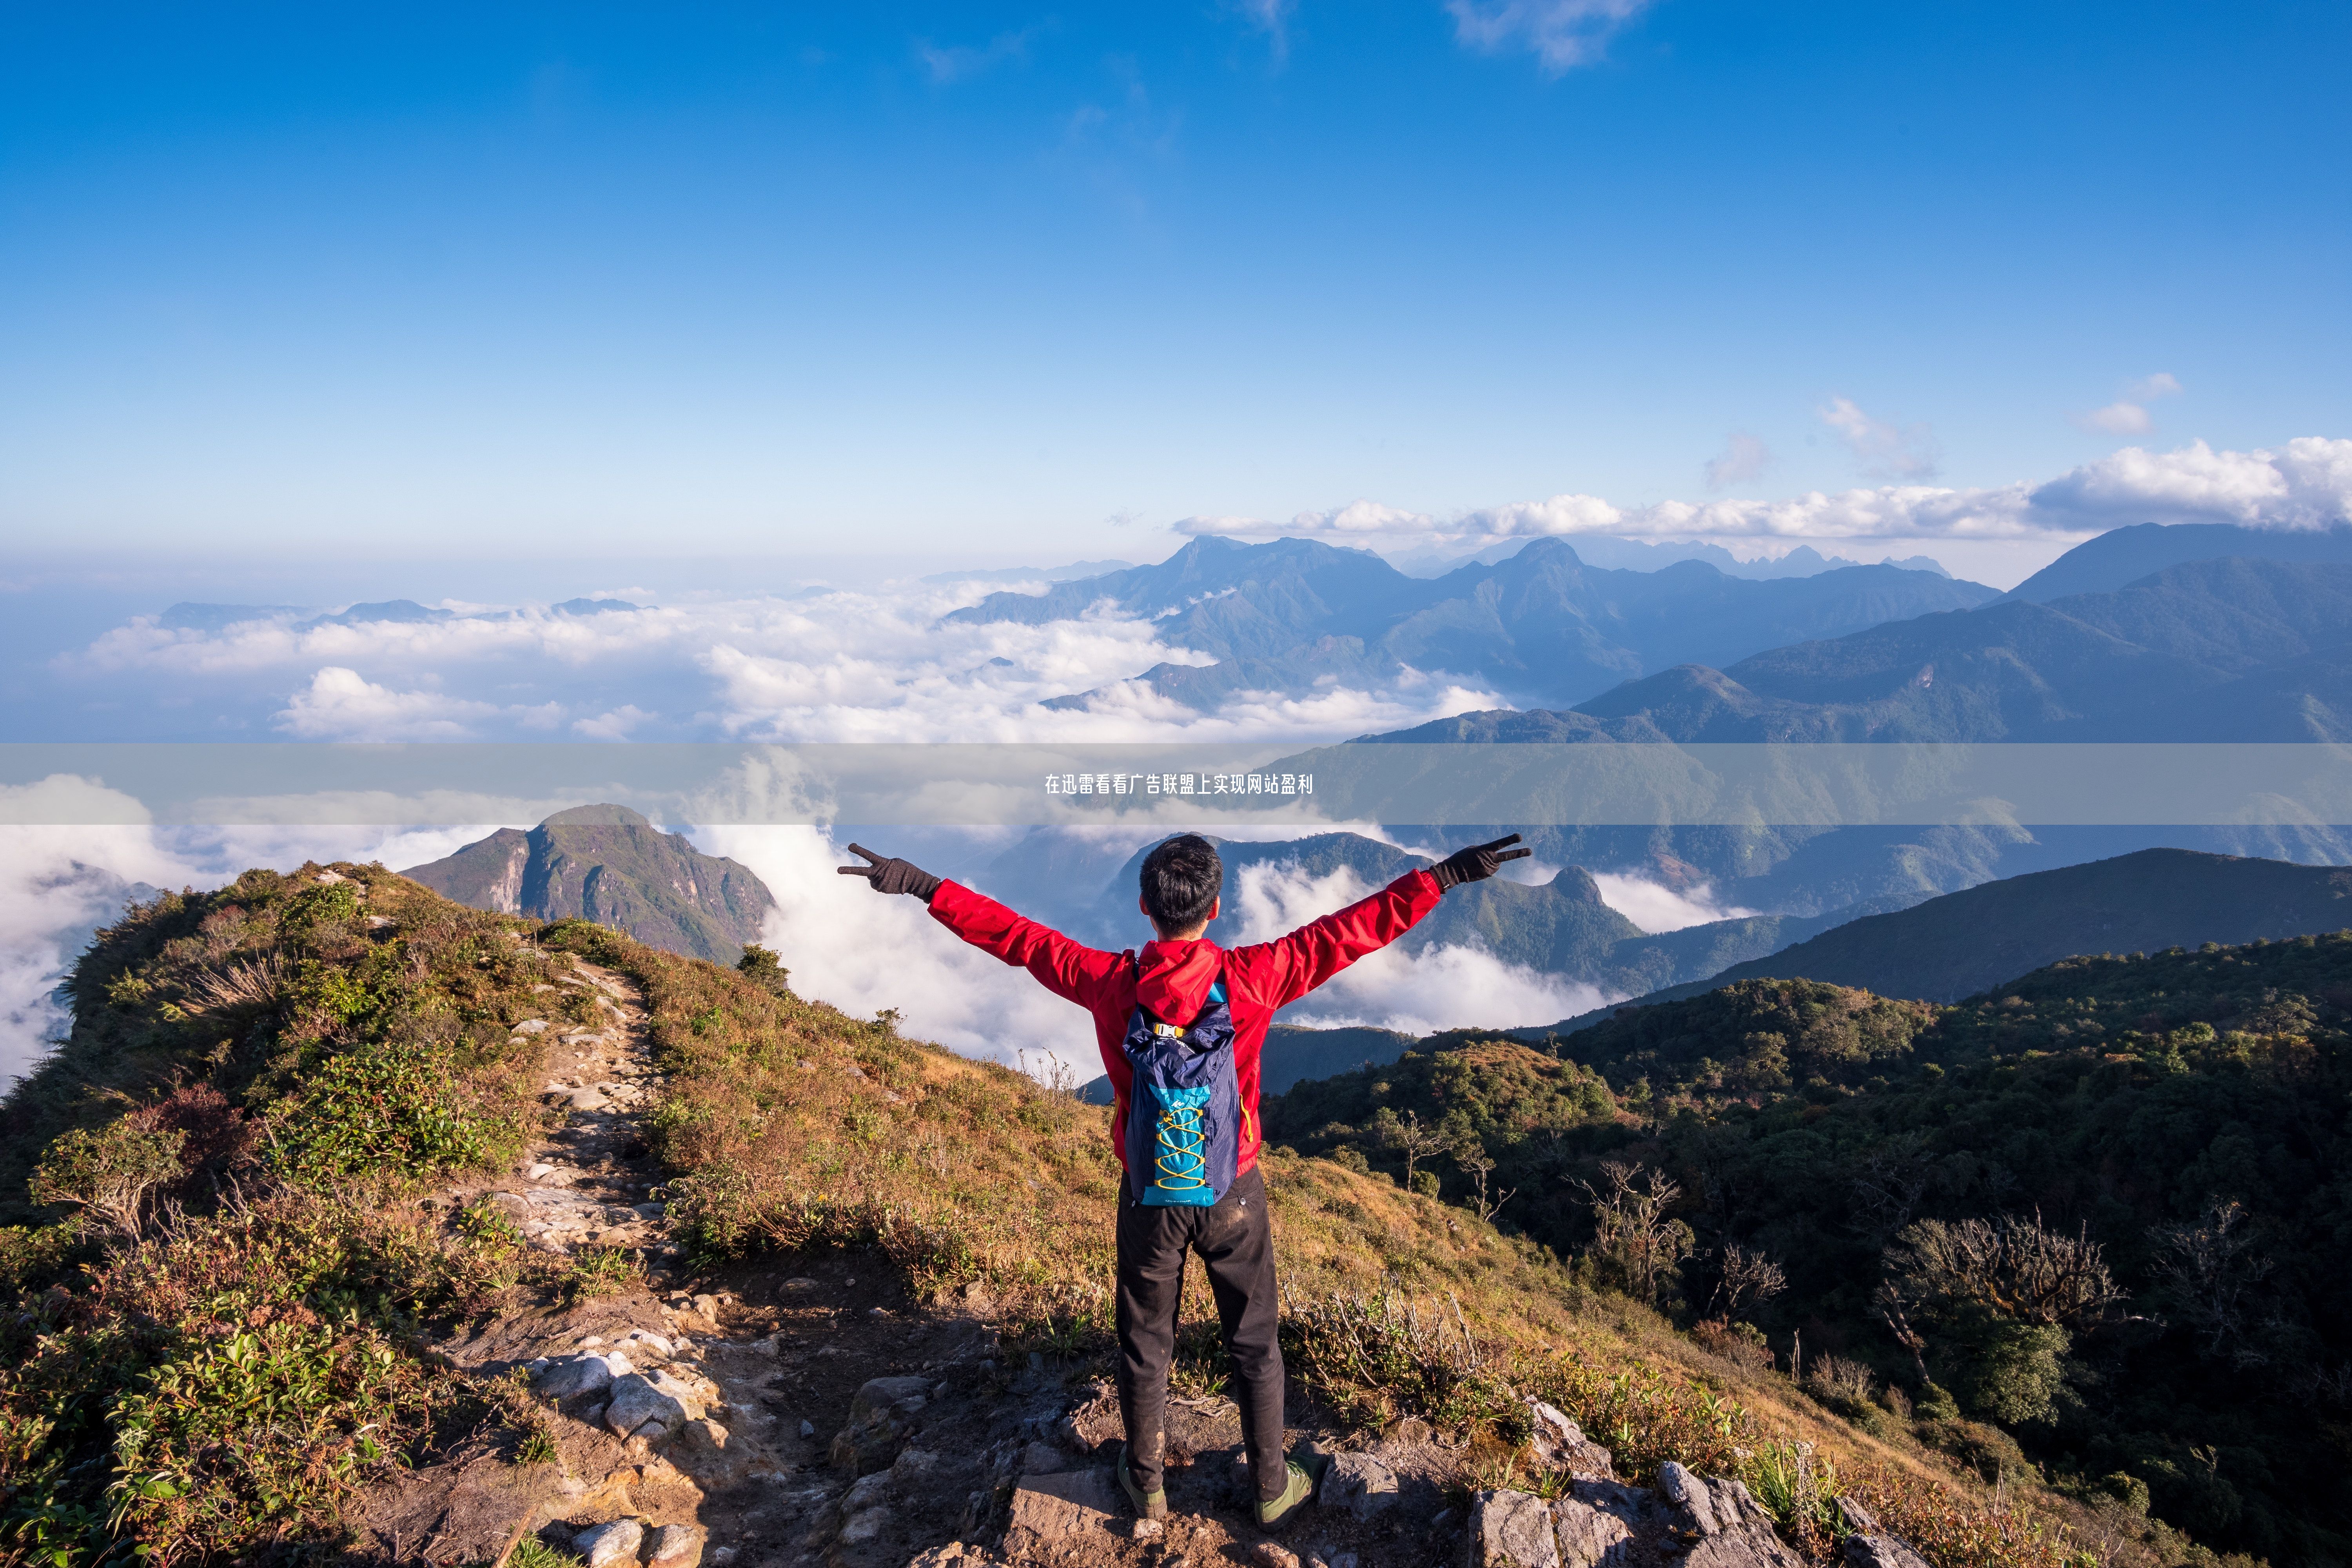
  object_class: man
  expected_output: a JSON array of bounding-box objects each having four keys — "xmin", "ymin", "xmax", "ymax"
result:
[{"xmin": 838, "ymin": 830, "xmax": 1528, "ymax": 1527}]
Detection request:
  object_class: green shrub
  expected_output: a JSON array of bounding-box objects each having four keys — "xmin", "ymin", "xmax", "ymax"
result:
[
  {"xmin": 28, "ymin": 1122, "xmax": 187, "ymax": 1243},
  {"xmin": 268, "ymin": 1044, "xmax": 517, "ymax": 1183}
]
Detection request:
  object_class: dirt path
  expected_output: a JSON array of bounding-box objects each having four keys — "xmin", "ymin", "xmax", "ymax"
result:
[{"xmin": 368, "ymin": 953, "xmax": 1493, "ymax": 1568}]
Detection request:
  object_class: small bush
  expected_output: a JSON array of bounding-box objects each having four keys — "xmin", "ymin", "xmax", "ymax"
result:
[
  {"xmin": 268, "ymin": 1044, "xmax": 518, "ymax": 1183},
  {"xmin": 28, "ymin": 1121, "xmax": 186, "ymax": 1242}
]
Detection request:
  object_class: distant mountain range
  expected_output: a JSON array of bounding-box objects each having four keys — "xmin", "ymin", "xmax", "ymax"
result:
[
  {"xmin": 1206, "ymin": 846, "xmax": 2352, "ymax": 1099},
  {"xmin": 1372, "ymin": 552, "xmax": 2352, "ymax": 744},
  {"xmin": 1009, "ymin": 828, "xmax": 1918, "ymax": 1002},
  {"xmin": 2002, "ymin": 520, "xmax": 2352, "ymax": 602},
  {"xmin": 401, "ymin": 804, "xmax": 774, "ymax": 965},
  {"xmin": 158, "ymin": 597, "xmax": 641, "ymax": 632},
  {"xmin": 948, "ymin": 535, "xmax": 1996, "ymax": 710},
  {"xmin": 1538, "ymin": 847, "xmax": 2352, "ymax": 1023}
]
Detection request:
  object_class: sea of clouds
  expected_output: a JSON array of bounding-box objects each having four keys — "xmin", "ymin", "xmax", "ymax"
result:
[{"xmin": 11, "ymin": 432, "xmax": 2347, "ymax": 1089}]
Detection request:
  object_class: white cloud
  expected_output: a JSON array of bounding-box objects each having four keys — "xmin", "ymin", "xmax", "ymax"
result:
[
  {"xmin": 695, "ymin": 824, "xmax": 1105, "ymax": 1083},
  {"xmin": 2071, "ymin": 371, "xmax": 2183, "ymax": 436},
  {"xmin": 573, "ymin": 704, "xmax": 655, "ymax": 740},
  {"xmin": 1174, "ymin": 436, "xmax": 2352, "ymax": 550},
  {"xmin": 1227, "ymin": 0, "xmax": 1295, "ymax": 60},
  {"xmin": 1590, "ymin": 871, "xmax": 1756, "ymax": 933},
  {"xmin": 1704, "ymin": 432, "xmax": 1773, "ymax": 490},
  {"xmin": 1225, "ymin": 860, "xmax": 1613, "ymax": 1033},
  {"xmin": 1446, "ymin": 0, "xmax": 1660, "ymax": 74},
  {"xmin": 2030, "ymin": 436, "xmax": 2352, "ymax": 531},
  {"xmin": 915, "ymin": 27, "xmax": 1037, "ymax": 84},
  {"xmin": 1819, "ymin": 396, "xmax": 1941, "ymax": 481},
  {"xmin": 274, "ymin": 667, "xmax": 563, "ymax": 740},
  {"xmin": 71, "ymin": 579, "xmax": 1496, "ymax": 747}
]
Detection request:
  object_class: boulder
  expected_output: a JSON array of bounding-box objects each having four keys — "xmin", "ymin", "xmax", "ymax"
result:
[
  {"xmin": 1657, "ymin": 1463, "xmax": 1804, "ymax": 1568},
  {"xmin": 535, "ymin": 1354, "xmax": 616, "ymax": 1402},
  {"xmin": 573, "ymin": 1519, "xmax": 644, "ymax": 1568},
  {"xmin": 841, "ymin": 1473, "xmax": 893, "ymax": 1514},
  {"xmin": 891, "ymin": 1448, "xmax": 944, "ymax": 1483},
  {"xmin": 1002, "ymin": 1469, "xmax": 1121, "ymax": 1560},
  {"xmin": 1323, "ymin": 1452, "xmax": 1399, "ymax": 1520},
  {"xmin": 838, "ymin": 1506, "xmax": 893, "ymax": 1545},
  {"xmin": 1526, "ymin": 1401, "xmax": 1616, "ymax": 1479},
  {"xmin": 1553, "ymin": 1497, "xmax": 1633, "ymax": 1568},
  {"xmin": 647, "ymin": 1522, "xmax": 707, "ymax": 1568},
  {"xmin": 676, "ymin": 1418, "xmax": 730, "ymax": 1458},
  {"xmin": 831, "ymin": 1376, "xmax": 935, "ymax": 1473},
  {"xmin": 1468, "ymin": 1490, "xmax": 1560, "ymax": 1568},
  {"xmin": 1836, "ymin": 1498, "xmax": 1931, "ymax": 1568},
  {"xmin": 605, "ymin": 1372, "xmax": 691, "ymax": 1441}
]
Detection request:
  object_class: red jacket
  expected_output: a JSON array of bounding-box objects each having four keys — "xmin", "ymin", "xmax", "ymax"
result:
[{"xmin": 927, "ymin": 869, "xmax": 1443, "ymax": 1177}]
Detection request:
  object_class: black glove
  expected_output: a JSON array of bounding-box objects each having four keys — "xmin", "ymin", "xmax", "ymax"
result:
[
  {"xmin": 836, "ymin": 843, "xmax": 943, "ymax": 902},
  {"xmin": 1428, "ymin": 833, "xmax": 1530, "ymax": 891}
]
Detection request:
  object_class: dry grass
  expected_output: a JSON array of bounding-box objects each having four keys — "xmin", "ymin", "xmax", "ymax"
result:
[{"xmin": 536, "ymin": 915, "xmax": 2102, "ymax": 1568}]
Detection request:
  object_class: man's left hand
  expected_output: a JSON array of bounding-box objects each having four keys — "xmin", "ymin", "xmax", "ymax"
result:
[{"xmin": 1429, "ymin": 833, "xmax": 1530, "ymax": 891}]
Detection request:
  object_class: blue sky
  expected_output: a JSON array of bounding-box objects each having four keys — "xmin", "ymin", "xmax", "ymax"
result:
[{"xmin": 3, "ymin": 0, "xmax": 2348, "ymax": 575}]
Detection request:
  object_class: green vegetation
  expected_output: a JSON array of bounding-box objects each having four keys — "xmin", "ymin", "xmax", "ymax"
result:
[
  {"xmin": 1266, "ymin": 938, "xmax": 2352, "ymax": 1566},
  {"xmin": 0, "ymin": 864, "xmax": 573, "ymax": 1564},
  {"xmin": 0, "ymin": 861, "xmax": 2175, "ymax": 1568}
]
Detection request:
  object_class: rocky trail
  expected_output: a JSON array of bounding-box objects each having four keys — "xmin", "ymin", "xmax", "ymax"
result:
[{"xmin": 351, "ymin": 953, "xmax": 1913, "ymax": 1568}]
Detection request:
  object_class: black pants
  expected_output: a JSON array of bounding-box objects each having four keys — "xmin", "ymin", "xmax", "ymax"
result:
[{"xmin": 1115, "ymin": 1164, "xmax": 1286, "ymax": 1499}]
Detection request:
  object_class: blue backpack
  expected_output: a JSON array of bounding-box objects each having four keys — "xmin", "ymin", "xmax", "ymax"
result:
[{"xmin": 1121, "ymin": 971, "xmax": 1244, "ymax": 1207}]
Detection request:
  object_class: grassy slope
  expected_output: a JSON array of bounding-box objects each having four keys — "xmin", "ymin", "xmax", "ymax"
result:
[
  {"xmin": 563, "ymin": 918, "xmax": 2096, "ymax": 1568},
  {"xmin": 1268, "ymin": 942, "xmax": 2352, "ymax": 1566},
  {"xmin": 3, "ymin": 868, "xmax": 2099, "ymax": 1568}
]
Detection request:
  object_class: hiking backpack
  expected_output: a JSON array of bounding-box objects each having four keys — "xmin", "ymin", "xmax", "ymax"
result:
[{"xmin": 1120, "ymin": 971, "xmax": 1243, "ymax": 1207}]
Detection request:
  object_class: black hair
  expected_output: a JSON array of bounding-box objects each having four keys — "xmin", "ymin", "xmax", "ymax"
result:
[{"xmin": 1140, "ymin": 834, "xmax": 1223, "ymax": 933}]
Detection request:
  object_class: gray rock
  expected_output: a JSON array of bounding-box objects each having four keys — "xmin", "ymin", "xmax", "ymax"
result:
[
  {"xmin": 604, "ymin": 1373, "xmax": 690, "ymax": 1440},
  {"xmin": 1528, "ymin": 1401, "xmax": 1616, "ymax": 1479},
  {"xmin": 831, "ymin": 1376, "xmax": 934, "ymax": 1473},
  {"xmin": 534, "ymin": 1354, "xmax": 615, "ymax": 1401},
  {"xmin": 1468, "ymin": 1490, "xmax": 1559, "ymax": 1568},
  {"xmin": 1324, "ymin": 1452, "xmax": 1399, "ymax": 1520},
  {"xmin": 1021, "ymin": 1440, "xmax": 1071, "ymax": 1475},
  {"xmin": 676, "ymin": 1417, "xmax": 729, "ymax": 1458},
  {"xmin": 573, "ymin": 1519, "xmax": 644, "ymax": 1568},
  {"xmin": 647, "ymin": 1522, "xmax": 706, "ymax": 1568},
  {"xmin": 891, "ymin": 1447, "xmax": 944, "ymax": 1483},
  {"xmin": 1835, "ymin": 1504, "xmax": 1929, "ymax": 1568},
  {"xmin": 1658, "ymin": 1464, "xmax": 1804, "ymax": 1568},
  {"xmin": 800, "ymin": 1419, "xmax": 817, "ymax": 1438},
  {"xmin": 1554, "ymin": 1497, "xmax": 1633, "ymax": 1568},
  {"xmin": 1003, "ymin": 1469, "xmax": 1121, "ymax": 1559},
  {"xmin": 842, "ymin": 1472, "xmax": 893, "ymax": 1513},
  {"xmin": 838, "ymin": 1506, "xmax": 892, "ymax": 1545}
]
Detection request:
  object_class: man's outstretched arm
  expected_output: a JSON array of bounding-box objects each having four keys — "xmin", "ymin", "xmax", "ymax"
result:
[
  {"xmin": 1234, "ymin": 834, "xmax": 1530, "ymax": 1009},
  {"xmin": 838, "ymin": 842, "xmax": 1125, "ymax": 1005}
]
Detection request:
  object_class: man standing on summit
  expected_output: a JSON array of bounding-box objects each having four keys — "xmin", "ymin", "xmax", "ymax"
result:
[{"xmin": 837, "ymin": 830, "xmax": 1528, "ymax": 1528}]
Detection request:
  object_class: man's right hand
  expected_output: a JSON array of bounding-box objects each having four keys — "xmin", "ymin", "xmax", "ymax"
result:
[
  {"xmin": 836, "ymin": 843, "xmax": 944, "ymax": 902},
  {"xmin": 1428, "ymin": 833, "xmax": 1530, "ymax": 891}
]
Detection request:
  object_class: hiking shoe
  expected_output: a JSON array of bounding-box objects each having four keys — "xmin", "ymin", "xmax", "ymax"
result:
[
  {"xmin": 1116, "ymin": 1443, "xmax": 1167, "ymax": 1521},
  {"xmin": 1256, "ymin": 1455, "xmax": 1324, "ymax": 1529}
]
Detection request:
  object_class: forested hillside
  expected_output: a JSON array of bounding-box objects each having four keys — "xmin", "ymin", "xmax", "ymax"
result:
[{"xmin": 1266, "ymin": 936, "xmax": 2352, "ymax": 1563}]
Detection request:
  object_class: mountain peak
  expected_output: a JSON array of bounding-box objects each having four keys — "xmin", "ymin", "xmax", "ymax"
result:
[
  {"xmin": 402, "ymin": 806, "xmax": 773, "ymax": 963},
  {"xmin": 539, "ymin": 803, "xmax": 655, "ymax": 829}
]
